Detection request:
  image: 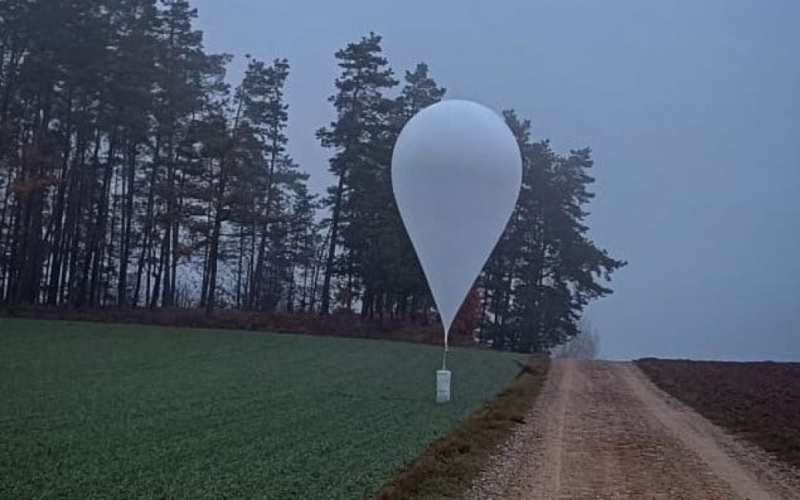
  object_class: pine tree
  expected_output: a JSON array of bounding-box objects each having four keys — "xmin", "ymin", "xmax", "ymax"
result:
[
  {"xmin": 360, "ymin": 62, "xmax": 446, "ymax": 322},
  {"xmin": 244, "ymin": 58, "xmax": 292, "ymax": 310},
  {"xmin": 479, "ymin": 110, "xmax": 626, "ymax": 352},
  {"xmin": 317, "ymin": 32, "xmax": 397, "ymax": 315},
  {"xmin": 140, "ymin": 0, "xmax": 228, "ymax": 309}
]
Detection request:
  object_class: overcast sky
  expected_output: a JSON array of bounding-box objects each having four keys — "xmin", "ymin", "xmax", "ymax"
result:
[{"xmin": 193, "ymin": 0, "xmax": 800, "ymax": 361}]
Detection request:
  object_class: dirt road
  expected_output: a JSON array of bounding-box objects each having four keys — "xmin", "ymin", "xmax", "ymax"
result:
[{"xmin": 466, "ymin": 360, "xmax": 800, "ymax": 500}]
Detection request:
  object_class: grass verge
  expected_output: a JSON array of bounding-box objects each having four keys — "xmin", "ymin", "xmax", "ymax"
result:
[{"xmin": 374, "ymin": 355, "xmax": 550, "ymax": 499}]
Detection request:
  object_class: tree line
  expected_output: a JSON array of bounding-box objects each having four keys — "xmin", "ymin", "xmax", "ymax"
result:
[{"xmin": 0, "ymin": 0, "xmax": 625, "ymax": 352}]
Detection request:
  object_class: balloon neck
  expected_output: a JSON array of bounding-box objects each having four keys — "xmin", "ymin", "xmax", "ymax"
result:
[{"xmin": 442, "ymin": 331, "xmax": 449, "ymax": 371}]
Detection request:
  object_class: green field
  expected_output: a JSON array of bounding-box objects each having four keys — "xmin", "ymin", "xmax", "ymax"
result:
[{"xmin": 0, "ymin": 319, "xmax": 521, "ymax": 499}]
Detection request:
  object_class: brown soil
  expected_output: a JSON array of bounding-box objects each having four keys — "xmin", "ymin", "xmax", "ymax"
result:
[
  {"xmin": 637, "ymin": 358, "xmax": 800, "ymax": 470},
  {"xmin": 465, "ymin": 360, "xmax": 800, "ymax": 499}
]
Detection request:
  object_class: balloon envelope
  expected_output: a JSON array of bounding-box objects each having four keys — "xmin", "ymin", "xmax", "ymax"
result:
[{"xmin": 392, "ymin": 100, "xmax": 522, "ymax": 343}]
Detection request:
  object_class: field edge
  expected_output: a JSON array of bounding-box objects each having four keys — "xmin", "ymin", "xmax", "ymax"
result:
[
  {"xmin": 0, "ymin": 306, "xmax": 478, "ymax": 349},
  {"xmin": 372, "ymin": 355, "xmax": 550, "ymax": 500}
]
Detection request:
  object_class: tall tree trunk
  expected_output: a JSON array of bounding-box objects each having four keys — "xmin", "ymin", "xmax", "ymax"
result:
[
  {"xmin": 199, "ymin": 195, "xmax": 212, "ymax": 307},
  {"xmin": 13, "ymin": 88, "xmax": 54, "ymax": 304},
  {"xmin": 150, "ymin": 231, "xmax": 165, "ymax": 308},
  {"xmin": 249, "ymin": 151, "xmax": 277, "ymax": 309},
  {"xmin": 73, "ymin": 131, "xmax": 102, "ymax": 307},
  {"xmin": 46, "ymin": 90, "xmax": 74, "ymax": 305},
  {"xmin": 320, "ymin": 171, "xmax": 345, "ymax": 315},
  {"xmin": 206, "ymin": 89, "xmax": 244, "ymax": 314},
  {"xmin": 4, "ymin": 202, "xmax": 21, "ymax": 303},
  {"xmin": 236, "ymin": 223, "xmax": 245, "ymax": 308},
  {"xmin": 160, "ymin": 149, "xmax": 179, "ymax": 308},
  {"xmin": 61, "ymin": 129, "xmax": 89, "ymax": 306},
  {"xmin": 88, "ymin": 127, "xmax": 118, "ymax": 307},
  {"xmin": 118, "ymin": 143, "xmax": 137, "ymax": 306},
  {"xmin": 132, "ymin": 134, "xmax": 162, "ymax": 306},
  {"xmin": 204, "ymin": 159, "xmax": 228, "ymax": 315},
  {"xmin": 170, "ymin": 170, "xmax": 184, "ymax": 306}
]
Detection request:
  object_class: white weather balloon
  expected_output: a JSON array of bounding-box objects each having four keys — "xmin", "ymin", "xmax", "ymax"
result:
[{"xmin": 392, "ymin": 100, "xmax": 522, "ymax": 356}]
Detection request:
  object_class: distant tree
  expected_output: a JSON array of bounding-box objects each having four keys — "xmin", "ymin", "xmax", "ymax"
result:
[{"xmin": 552, "ymin": 319, "xmax": 600, "ymax": 359}]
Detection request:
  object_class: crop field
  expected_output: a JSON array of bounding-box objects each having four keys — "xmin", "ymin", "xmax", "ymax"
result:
[
  {"xmin": 0, "ymin": 319, "xmax": 522, "ymax": 499},
  {"xmin": 636, "ymin": 358, "xmax": 800, "ymax": 469}
]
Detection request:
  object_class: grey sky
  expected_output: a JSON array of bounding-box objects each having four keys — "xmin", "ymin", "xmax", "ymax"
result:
[{"xmin": 194, "ymin": 0, "xmax": 800, "ymax": 361}]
